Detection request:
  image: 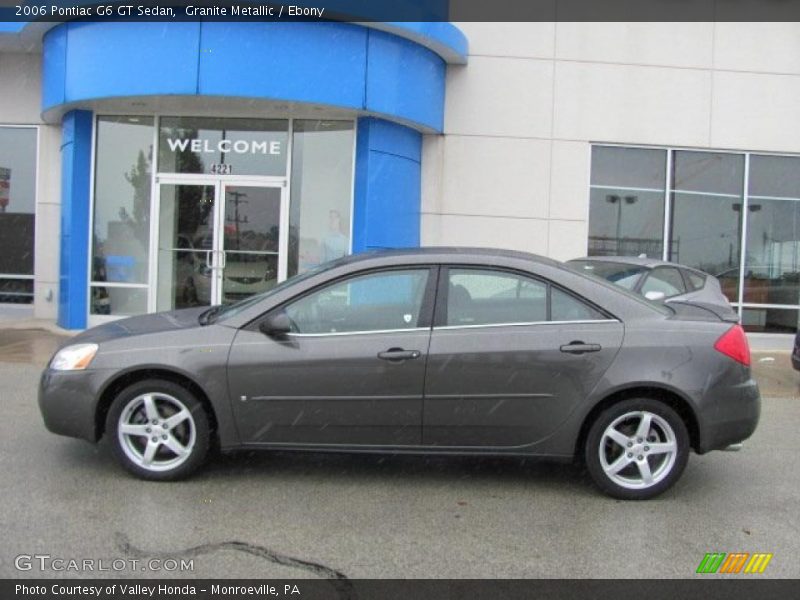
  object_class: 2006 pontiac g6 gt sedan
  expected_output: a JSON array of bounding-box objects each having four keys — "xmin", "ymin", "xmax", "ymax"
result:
[{"xmin": 39, "ymin": 248, "xmax": 760, "ymax": 499}]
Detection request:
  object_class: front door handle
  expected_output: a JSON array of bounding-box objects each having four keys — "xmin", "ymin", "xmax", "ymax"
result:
[
  {"xmin": 560, "ymin": 341, "xmax": 602, "ymax": 355},
  {"xmin": 378, "ymin": 348, "xmax": 421, "ymax": 362}
]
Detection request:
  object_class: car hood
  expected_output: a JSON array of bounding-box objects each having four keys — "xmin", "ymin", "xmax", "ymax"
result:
[{"xmin": 69, "ymin": 307, "xmax": 210, "ymax": 345}]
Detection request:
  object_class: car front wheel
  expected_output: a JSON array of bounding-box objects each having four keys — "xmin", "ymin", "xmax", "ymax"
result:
[
  {"xmin": 585, "ymin": 398, "xmax": 689, "ymax": 500},
  {"xmin": 106, "ymin": 379, "xmax": 210, "ymax": 480}
]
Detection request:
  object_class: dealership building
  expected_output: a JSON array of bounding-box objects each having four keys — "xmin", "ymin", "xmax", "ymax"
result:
[{"xmin": 2, "ymin": 20, "xmax": 800, "ymax": 334}]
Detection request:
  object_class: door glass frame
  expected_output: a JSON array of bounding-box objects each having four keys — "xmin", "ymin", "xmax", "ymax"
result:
[{"xmin": 152, "ymin": 173, "xmax": 287, "ymax": 312}]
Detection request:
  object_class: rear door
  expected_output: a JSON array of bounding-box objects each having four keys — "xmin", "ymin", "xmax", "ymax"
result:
[
  {"xmin": 423, "ymin": 267, "xmax": 624, "ymax": 447},
  {"xmin": 228, "ymin": 267, "xmax": 436, "ymax": 446}
]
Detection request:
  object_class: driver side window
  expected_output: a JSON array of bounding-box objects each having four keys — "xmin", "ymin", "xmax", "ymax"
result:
[{"xmin": 284, "ymin": 269, "xmax": 430, "ymax": 334}]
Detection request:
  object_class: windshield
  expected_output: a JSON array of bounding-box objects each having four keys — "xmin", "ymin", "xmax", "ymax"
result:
[{"xmin": 568, "ymin": 260, "xmax": 648, "ymax": 291}]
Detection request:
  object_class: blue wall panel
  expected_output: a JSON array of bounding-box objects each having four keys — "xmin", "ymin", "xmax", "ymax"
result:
[
  {"xmin": 366, "ymin": 30, "xmax": 446, "ymax": 132},
  {"xmin": 199, "ymin": 21, "xmax": 367, "ymax": 108},
  {"xmin": 58, "ymin": 110, "xmax": 93, "ymax": 330},
  {"xmin": 353, "ymin": 117, "xmax": 421, "ymax": 253},
  {"xmin": 42, "ymin": 21, "xmax": 450, "ymax": 132},
  {"xmin": 62, "ymin": 22, "xmax": 200, "ymax": 102},
  {"xmin": 42, "ymin": 25, "xmax": 67, "ymax": 110}
]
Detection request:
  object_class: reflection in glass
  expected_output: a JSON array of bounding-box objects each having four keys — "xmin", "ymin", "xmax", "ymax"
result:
[
  {"xmin": 157, "ymin": 184, "xmax": 216, "ymax": 311},
  {"xmin": 222, "ymin": 252, "xmax": 278, "ymax": 305},
  {"xmin": 588, "ymin": 147, "xmax": 666, "ymax": 257},
  {"xmin": 158, "ymin": 117, "xmax": 288, "ymax": 177},
  {"xmin": 90, "ymin": 286, "xmax": 147, "ymax": 316},
  {"xmin": 92, "ymin": 117, "xmax": 154, "ymax": 286},
  {"xmin": 221, "ymin": 186, "xmax": 282, "ymax": 303},
  {"xmin": 744, "ymin": 155, "xmax": 800, "ymax": 306},
  {"xmin": 0, "ymin": 127, "xmax": 37, "ymax": 303},
  {"xmin": 588, "ymin": 189, "xmax": 666, "ymax": 257},
  {"xmin": 741, "ymin": 307, "xmax": 800, "ymax": 334},
  {"xmin": 669, "ymin": 152, "xmax": 744, "ymax": 302},
  {"xmin": 288, "ymin": 120, "xmax": 355, "ymax": 276}
]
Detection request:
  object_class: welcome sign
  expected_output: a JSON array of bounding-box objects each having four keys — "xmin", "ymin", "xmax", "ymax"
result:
[
  {"xmin": 157, "ymin": 117, "xmax": 289, "ymax": 177},
  {"xmin": 165, "ymin": 138, "xmax": 283, "ymax": 156}
]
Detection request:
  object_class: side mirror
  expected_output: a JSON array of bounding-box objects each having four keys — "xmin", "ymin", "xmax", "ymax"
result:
[
  {"xmin": 644, "ymin": 290, "xmax": 666, "ymax": 301},
  {"xmin": 259, "ymin": 311, "xmax": 292, "ymax": 338}
]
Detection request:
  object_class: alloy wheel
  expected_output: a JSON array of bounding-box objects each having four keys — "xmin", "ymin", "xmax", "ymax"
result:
[
  {"xmin": 117, "ymin": 392, "xmax": 196, "ymax": 472},
  {"xmin": 598, "ymin": 410, "xmax": 678, "ymax": 490}
]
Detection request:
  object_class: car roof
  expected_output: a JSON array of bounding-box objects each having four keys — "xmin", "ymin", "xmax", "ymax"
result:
[{"xmin": 329, "ymin": 246, "xmax": 565, "ymax": 269}]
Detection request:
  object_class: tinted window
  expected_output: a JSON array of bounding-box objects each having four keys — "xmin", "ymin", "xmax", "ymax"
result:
[
  {"xmin": 285, "ymin": 269, "xmax": 429, "ymax": 334},
  {"xmin": 641, "ymin": 267, "xmax": 686, "ymax": 298},
  {"xmin": 551, "ymin": 288, "xmax": 606, "ymax": 321},
  {"xmin": 446, "ymin": 269, "xmax": 547, "ymax": 326}
]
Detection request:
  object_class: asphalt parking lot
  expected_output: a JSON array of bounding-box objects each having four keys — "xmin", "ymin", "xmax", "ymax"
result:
[{"xmin": 1, "ymin": 327, "xmax": 798, "ymax": 579}]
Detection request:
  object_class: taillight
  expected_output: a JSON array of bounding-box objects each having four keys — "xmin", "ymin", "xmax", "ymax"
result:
[{"xmin": 714, "ymin": 324, "xmax": 750, "ymax": 366}]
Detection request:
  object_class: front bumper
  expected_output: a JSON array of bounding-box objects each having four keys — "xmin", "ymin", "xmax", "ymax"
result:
[
  {"xmin": 38, "ymin": 368, "xmax": 107, "ymax": 442},
  {"xmin": 697, "ymin": 377, "xmax": 761, "ymax": 453}
]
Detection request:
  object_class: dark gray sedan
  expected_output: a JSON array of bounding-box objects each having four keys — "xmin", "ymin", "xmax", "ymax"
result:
[{"xmin": 39, "ymin": 248, "xmax": 760, "ymax": 499}]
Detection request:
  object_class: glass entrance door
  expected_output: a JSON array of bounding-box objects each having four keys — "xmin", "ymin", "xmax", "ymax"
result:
[
  {"xmin": 155, "ymin": 178, "xmax": 286, "ymax": 311},
  {"xmin": 219, "ymin": 183, "xmax": 286, "ymax": 305}
]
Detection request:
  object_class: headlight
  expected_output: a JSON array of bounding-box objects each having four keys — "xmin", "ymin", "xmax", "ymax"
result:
[{"xmin": 50, "ymin": 343, "xmax": 99, "ymax": 371}]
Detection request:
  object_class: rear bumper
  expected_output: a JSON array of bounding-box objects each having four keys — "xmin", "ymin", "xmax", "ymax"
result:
[{"xmin": 697, "ymin": 378, "xmax": 760, "ymax": 453}]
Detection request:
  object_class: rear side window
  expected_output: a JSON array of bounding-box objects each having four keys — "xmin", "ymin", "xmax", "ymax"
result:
[
  {"xmin": 683, "ymin": 270, "xmax": 706, "ymax": 291},
  {"xmin": 551, "ymin": 288, "xmax": 607, "ymax": 321},
  {"xmin": 444, "ymin": 268, "xmax": 606, "ymax": 326},
  {"xmin": 640, "ymin": 267, "xmax": 686, "ymax": 298}
]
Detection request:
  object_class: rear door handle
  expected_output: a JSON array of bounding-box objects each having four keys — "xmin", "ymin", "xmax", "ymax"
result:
[
  {"xmin": 559, "ymin": 341, "xmax": 602, "ymax": 355},
  {"xmin": 378, "ymin": 348, "xmax": 421, "ymax": 362}
]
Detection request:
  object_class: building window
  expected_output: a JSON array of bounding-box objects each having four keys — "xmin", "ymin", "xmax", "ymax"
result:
[
  {"xmin": 90, "ymin": 116, "xmax": 154, "ymax": 316},
  {"xmin": 588, "ymin": 146, "xmax": 667, "ymax": 258},
  {"xmin": 0, "ymin": 126, "xmax": 37, "ymax": 304},
  {"xmin": 288, "ymin": 120, "xmax": 355, "ymax": 276},
  {"xmin": 589, "ymin": 145, "xmax": 800, "ymax": 333},
  {"xmin": 89, "ymin": 116, "xmax": 355, "ymax": 322}
]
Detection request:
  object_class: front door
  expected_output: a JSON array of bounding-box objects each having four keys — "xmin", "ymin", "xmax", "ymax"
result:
[
  {"xmin": 228, "ymin": 267, "xmax": 436, "ymax": 446},
  {"xmin": 154, "ymin": 178, "xmax": 287, "ymax": 311}
]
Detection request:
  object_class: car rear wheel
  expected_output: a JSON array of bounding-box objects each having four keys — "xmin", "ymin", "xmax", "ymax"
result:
[
  {"xmin": 106, "ymin": 379, "xmax": 210, "ymax": 481},
  {"xmin": 585, "ymin": 398, "xmax": 689, "ymax": 500}
]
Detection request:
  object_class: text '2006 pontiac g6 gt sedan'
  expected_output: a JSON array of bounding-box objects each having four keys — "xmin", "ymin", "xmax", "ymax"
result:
[{"xmin": 39, "ymin": 248, "xmax": 760, "ymax": 499}]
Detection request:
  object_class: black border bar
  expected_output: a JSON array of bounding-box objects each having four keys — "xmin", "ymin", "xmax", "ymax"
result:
[
  {"xmin": 4, "ymin": 579, "xmax": 800, "ymax": 600},
  {"xmin": 4, "ymin": 0, "xmax": 800, "ymax": 23}
]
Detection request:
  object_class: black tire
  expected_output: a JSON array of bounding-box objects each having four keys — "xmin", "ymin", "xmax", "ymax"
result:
[
  {"xmin": 105, "ymin": 379, "xmax": 210, "ymax": 481},
  {"xmin": 585, "ymin": 398, "xmax": 689, "ymax": 500}
]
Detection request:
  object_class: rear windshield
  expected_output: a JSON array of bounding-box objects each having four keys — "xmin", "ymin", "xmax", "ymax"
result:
[{"xmin": 568, "ymin": 260, "xmax": 648, "ymax": 290}]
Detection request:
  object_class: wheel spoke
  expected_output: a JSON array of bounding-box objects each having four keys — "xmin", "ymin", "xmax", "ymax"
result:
[
  {"xmin": 635, "ymin": 412, "xmax": 652, "ymax": 440},
  {"xmin": 647, "ymin": 441, "xmax": 676, "ymax": 455},
  {"xmin": 119, "ymin": 423, "xmax": 149, "ymax": 437},
  {"xmin": 142, "ymin": 395, "xmax": 160, "ymax": 421},
  {"xmin": 162, "ymin": 435, "xmax": 189, "ymax": 457},
  {"xmin": 142, "ymin": 440, "xmax": 159, "ymax": 465},
  {"xmin": 606, "ymin": 427, "xmax": 630, "ymax": 448},
  {"xmin": 164, "ymin": 409, "xmax": 191, "ymax": 430},
  {"xmin": 605, "ymin": 453, "xmax": 632, "ymax": 476},
  {"xmin": 637, "ymin": 458, "xmax": 654, "ymax": 485}
]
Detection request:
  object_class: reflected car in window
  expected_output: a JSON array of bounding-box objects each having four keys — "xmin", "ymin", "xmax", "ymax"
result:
[
  {"xmin": 568, "ymin": 256, "xmax": 736, "ymax": 320},
  {"xmin": 39, "ymin": 248, "xmax": 759, "ymax": 499}
]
